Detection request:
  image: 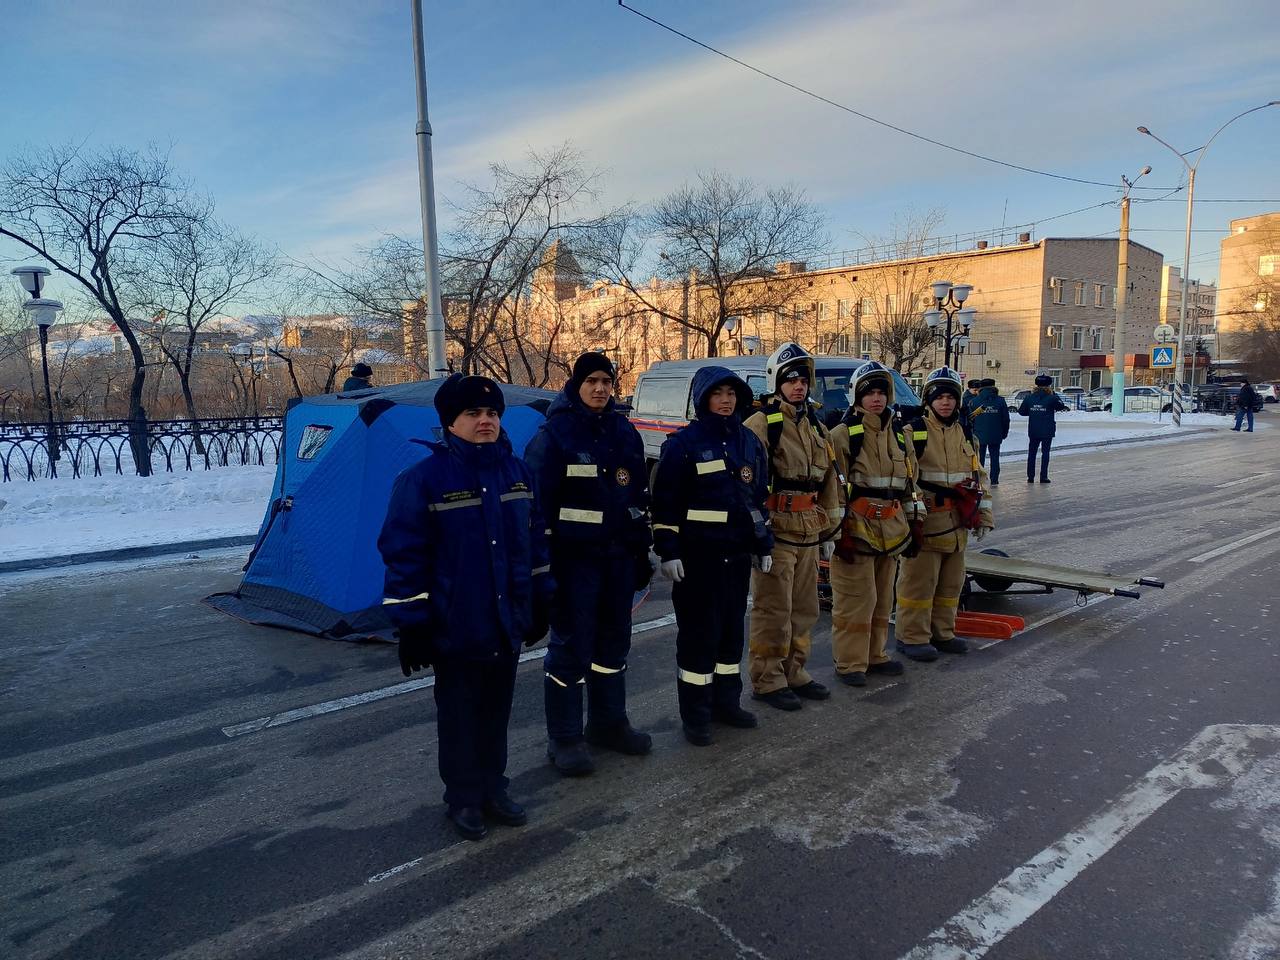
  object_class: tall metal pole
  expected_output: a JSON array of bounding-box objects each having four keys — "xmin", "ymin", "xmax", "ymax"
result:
[
  {"xmin": 1112, "ymin": 193, "xmax": 1132, "ymax": 418},
  {"xmin": 680, "ymin": 275, "xmax": 690, "ymax": 360},
  {"xmin": 38, "ymin": 324, "xmax": 59, "ymax": 465},
  {"xmin": 1187, "ymin": 278, "xmax": 1200, "ymax": 397},
  {"xmin": 1170, "ymin": 167, "xmax": 1195, "ymax": 426},
  {"xmin": 411, "ymin": 0, "xmax": 448, "ymax": 379},
  {"xmin": 943, "ymin": 312, "xmax": 953, "ymax": 368}
]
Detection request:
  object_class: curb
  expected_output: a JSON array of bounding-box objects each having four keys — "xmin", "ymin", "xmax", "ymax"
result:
[
  {"xmin": 0, "ymin": 534, "xmax": 257, "ymax": 575},
  {"xmin": 1002, "ymin": 426, "xmax": 1216, "ymax": 456}
]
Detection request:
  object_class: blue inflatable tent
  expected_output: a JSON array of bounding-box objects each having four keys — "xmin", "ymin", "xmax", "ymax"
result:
[{"xmin": 205, "ymin": 379, "xmax": 555, "ymax": 639}]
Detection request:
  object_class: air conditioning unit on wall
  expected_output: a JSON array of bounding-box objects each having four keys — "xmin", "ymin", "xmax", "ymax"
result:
[{"xmin": 985, "ymin": 359, "xmax": 1001, "ymax": 368}]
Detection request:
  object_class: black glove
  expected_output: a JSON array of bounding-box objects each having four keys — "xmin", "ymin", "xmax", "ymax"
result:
[
  {"xmin": 525, "ymin": 595, "xmax": 551, "ymax": 648},
  {"xmin": 903, "ymin": 520, "xmax": 925, "ymax": 559},
  {"xmin": 396, "ymin": 628, "xmax": 434, "ymax": 678}
]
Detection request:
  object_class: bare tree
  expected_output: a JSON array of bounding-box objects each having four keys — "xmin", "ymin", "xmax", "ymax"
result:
[
  {"xmin": 848, "ymin": 209, "xmax": 947, "ymax": 374},
  {"xmin": 590, "ymin": 171, "xmax": 825, "ymax": 357},
  {"xmin": 0, "ymin": 144, "xmax": 206, "ymax": 473}
]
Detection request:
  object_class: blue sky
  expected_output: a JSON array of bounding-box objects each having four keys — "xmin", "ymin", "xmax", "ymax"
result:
[{"xmin": 2, "ymin": 0, "xmax": 1277, "ymax": 295}]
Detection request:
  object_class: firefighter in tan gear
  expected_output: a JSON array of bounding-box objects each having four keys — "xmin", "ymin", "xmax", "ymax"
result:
[
  {"xmin": 828, "ymin": 361, "xmax": 920, "ymax": 686},
  {"xmin": 894, "ymin": 366, "xmax": 994, "ymax": 661},
  {"xmin": 744, "ymin": 342, "xmax": 841, "ymax": 711}
]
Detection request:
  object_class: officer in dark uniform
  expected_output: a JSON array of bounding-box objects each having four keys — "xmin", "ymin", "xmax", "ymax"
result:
[
  {"xmin": 378, "ymin": 374, "xmax": 553, "ymax": 841},
  {"xmin": 524, "ymin": 353, "xmax": 655, "ymax": 776},
  {"xmin": 652, "ymin": 366, "xmax": 772, "ymax": 747},
  {"xmin": 343, "ymin": 362, "xmax": 373, "ymax": 392}
]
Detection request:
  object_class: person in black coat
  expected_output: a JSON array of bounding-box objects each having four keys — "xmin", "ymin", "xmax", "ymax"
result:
[
  {"xmin": 1018, "ymin": 375, "xmax": 1068, "ymax": 483},
  {"xmin": 378, "ymin": 374, "xmax": 553, "ymax": 841},
  {"xmin": 970, "ymin": 378, "xmax": 1010, "ymax": 484},
  {"xmin": 342, "ymin": 362, "xmax": 373, "ymax": 392},
  {"xmin": 523, "ymin": 352, "xmax": 655, "ymax": 776},
  {"xmin": 651, "ymin": 366, "xmax": 773, "ymax": 747},
  {"xmin": 1233, "ymin": 380, "xmax": 1259, "ymax": 432}
]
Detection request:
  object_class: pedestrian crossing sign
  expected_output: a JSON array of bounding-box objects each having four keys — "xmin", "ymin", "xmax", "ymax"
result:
[{"xmin": 1151, "ymin": 345, "xmax": 1175, "ymax": 368}]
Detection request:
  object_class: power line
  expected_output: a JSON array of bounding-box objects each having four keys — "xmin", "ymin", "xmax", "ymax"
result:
[{"xmin": 618, "ymin": 1, "xmax": 1179, "ymax": 192}]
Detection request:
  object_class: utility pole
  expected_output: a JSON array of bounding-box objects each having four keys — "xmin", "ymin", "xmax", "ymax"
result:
[
  {"xmin": 680, "ymin": 272, "xmax": 690, "ymax": 360},
  {"xmin": 410, "ymin": 0, "xmax": 448, "ymax": 379},
  {"xmin": 1112, "ymin": 166, "xmax": 1149, "ymax": 418}
]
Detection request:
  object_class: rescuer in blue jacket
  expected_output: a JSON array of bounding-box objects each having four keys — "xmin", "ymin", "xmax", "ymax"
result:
[
  {"xmin": 524, "ymin": 352, "xmax": 656, "ymax": 776},
  {"xmin": 378, "ymin": 374, "xmax": 554, "ymax": 842},
  {"xmin": 970, "ymin": 378, "xmax": 1010, "ymax": 485},
  {"xmin": 1018, "ymin": 375, "xmax": 1069, "ymax": 483},
  {"xmin": 652, "ymin": 366, "xmax": 773, "ymax": 747}
]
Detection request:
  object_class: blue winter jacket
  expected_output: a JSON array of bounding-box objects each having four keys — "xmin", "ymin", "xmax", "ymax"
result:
[
  {"xmin": 1018, "ymin": 387, "xmax": 1068, "ymax": 440},
  {"xmin": 522, "ymin": 387, "xmax": 651, "ymax": 552},
  {"xmin": 970, "ymin": 387, "xmax": 1010, "ymax": 445},
  {"xmin": 651, "ymin": 367, "xmax": 773, "ymax": 561},
  {"xmin": 377, "ymin": 431, "xmax": 553, "ymax": 659}
]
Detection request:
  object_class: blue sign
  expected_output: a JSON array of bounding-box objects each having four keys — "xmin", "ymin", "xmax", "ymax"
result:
[{"xmin": 1151, "ymin": 345, "xmax": 1175, "ymax": 368}]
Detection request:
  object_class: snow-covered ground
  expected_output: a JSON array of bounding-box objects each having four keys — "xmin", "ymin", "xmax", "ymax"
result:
[{"xmin": 0, "ymin": 410, "xmax": 1268, "ymax": 565}]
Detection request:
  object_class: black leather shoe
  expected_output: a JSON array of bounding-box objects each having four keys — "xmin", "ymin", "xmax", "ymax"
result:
[
  {"xmin": 932, "ymin": 637, "xmax": 969, "ymax": 655},
  {"xmin": 585, "ymin": 721, "xmax": 653, "ymax": 756},
  {"xmin": 1039, "ymin": 477, "xmax": 1051, "ymax": 483},
  {"xmin": 897, "ymin": 641, "xmax": 940, "ymax": 662},
  {"xmin": 867, "ymin": 659, "xmax": 905, "ymax": 676},
  {"xmin": 446, "ymin": 806, "xmax": 487, "ymax": 841},
  {"xmin": 792, "ymin": 680, "xmax": 831, "ymax": 701},
  {"xmin": 547, "ymin": 739, "xmax": 595, "ymax": 776},
  {"xmin": 752, "ymin": 688, "xmax": 803, "ymax": 711},
  {"xmin": 683, "ymin": 723, "xmax": 713, "ymax": 746},
  {"xmin": 838, "ymin": 671, "xmax": 867, "ymax": 687},
  {"xmin": 712, "ymin": 703, "xmax": 758, "ymax": 728},
  {"xmin": 483, "ymin": 794, "xmax": 528, "ymax": 827}
]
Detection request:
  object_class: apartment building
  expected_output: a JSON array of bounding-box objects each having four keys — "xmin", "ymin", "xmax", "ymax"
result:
[{"xmin": 1214, "ymin": 212, "xmax": 1280, "ymax": 362}]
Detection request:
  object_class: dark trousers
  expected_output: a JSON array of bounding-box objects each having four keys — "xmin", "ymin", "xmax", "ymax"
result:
[
  {"xmin": 979, "ymin": 441, "xmax": 1001, "ymax": 483},
  {"xmin": 673, "ymin": 551, "xmax": 751, "ymax": 728},
  {"xmin": 432, "ymin": 651, "xmax": 518, "ymax": 809},
  {"xmin": 1027, "ymin": 437, "xmax": 1053, "ymax": 480},
  {"xmin": 544, "ymin": 545, "xmax": 636, "ymax": 740},
  {"xmin": 1233, "ymin": 407, "xmax": 1255, "ymax": 431}
]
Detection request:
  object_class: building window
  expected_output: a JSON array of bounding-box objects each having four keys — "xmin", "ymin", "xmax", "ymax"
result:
[
  {"xmin": 1109, "ymin": 328, "xmax": 1115, "ymax": 349},
  {"xmin": 860, "ymin": 332, "xmax": 874, "ymax": 355},
  {"xmin": 966, "ymin": 341, "xmax": 987, "ymax": 355},
  {"xmin": 1091, "ymin": 326, "xmax": 1104, "ymax": 350},
  {"xmin": 1069, "ymin": 369, "xmax": 1082, "ymax": 387},
  {"xmin": 1071, "ymin": 326, "xmax": 1085, "ymax": 350},
  {"xmin": 818, "ymin": 302, "xmax": 829, "ymax": 322},
  {"xmin": 1074, "ymin": 282, "xmax": 1086, "ymax": 306},
  {"xmin": 1094, "ymin": 283, "xmax": 1106, "ymax": 307},
  {"xmin": 859, "ymin": 296, "xmax": 875, "ymax": 318},
  {"xmin": 886, "ymin": 294, "xmax": 898, "ymax": 313},
  {"xmin": 1051, "ymin": 278, "xmax": 1065, "ymax": 305},
  {"xmin": 837, "ymin": 298, "xmax": 851, "ymax": 319},
  {"xmin": 1047, "ymin": 368, "xmax": 1063, "ymax": 388},
  {"xmin": 1049, "ymin": 325, "xmax": 1063, "ymax": 350},
  {"xmin": 1260, "ymin": 254, "xmax": 1278, "ymax": 276}
]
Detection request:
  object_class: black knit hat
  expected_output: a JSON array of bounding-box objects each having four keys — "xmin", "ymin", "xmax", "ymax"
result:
[
  {"xmin": 434, "ymin": 373, "xmax": 505, "ymax": 427},
  {"xmin": 569, "ymin": 352, "xmax": 615, "ymax": 391},
  {"xmin": 980, "ymin": 377, "xmax": 996, "ymax": 388}
]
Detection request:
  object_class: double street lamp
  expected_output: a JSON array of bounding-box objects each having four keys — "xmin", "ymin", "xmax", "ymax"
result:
[
  {"xmin": 1137, "ymin": 100, "xmax": 1279, "ymax": 425},
  {"xmin": 923, "ymin": 280, "xmax": 976, "ymax": 368},
  {"xmin": 11, "ymin": 266, "xmax": 63, "ymax": 465}
]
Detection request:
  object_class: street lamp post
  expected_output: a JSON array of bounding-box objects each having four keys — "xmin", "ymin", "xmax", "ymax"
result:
[
  {"xmin": 1112, "ymin": 165, "xmax": 1151, "ymax": 419},
  {"xmin": 12, "ymin": 266, "xmax": 62, "ymax": 467},
  {"xmin": 410, "ymin": 0, "xmax": 448, "ymax": 379},
  {"xmin": 1138, "ymin": 100, "xmax": 1279, "ymax": 425},
  {"xmin": 922, "ymin": 280, "xmax": 975, "ymax": 368}
]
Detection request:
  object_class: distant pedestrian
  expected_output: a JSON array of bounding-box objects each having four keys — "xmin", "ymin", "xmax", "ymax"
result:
[
  {"xmin": 378, "ymin": 374, "xmax": 553, "ymax": 841},
  {"xmin": 970, "ymin": 378, "xmax": 1009, "ymax": 485},
  {"xmin": 343, "ymin": 362, "xmax": 373, "ymax": 392},
  {"xmin": 1233, "ymin": 380, "xmax": 1259, "ymax": 432},
  {"xmin": 1018, "ymin": 375, "xmax": 1068, "ymax": 483},
  {"xmin": 961, "ymin": 379, "xmax": 982, "ymax": 433}
]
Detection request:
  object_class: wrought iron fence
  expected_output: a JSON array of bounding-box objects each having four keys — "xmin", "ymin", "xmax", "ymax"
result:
[{"xmin": 0, "ymin": 417, "xmax": 283, "ymax": 481}]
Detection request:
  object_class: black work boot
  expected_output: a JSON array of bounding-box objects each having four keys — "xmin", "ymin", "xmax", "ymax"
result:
[
  {"xmin": 682, "ymin": 723, "xmax": 713, "ymax": 746},
  {"xmin": 446, "ymin": 806, "xmax": 487, "ymax": 841},
  {"xmin": 482, "ymin": 794, "xmax": 528, "ymax": 827},
  {"xmin": 867, "ymin": 659, "xmax": 905, "ymax": 676},
  {"xmin": 932, "ymin": 637, "xmax": 969, "ymax": 655},
  {"xmin": 585, "ymin": 720, "xmax": 653, "ymax": 756},
  {"xmin": 838, "ymin": 671, "xmax": 867, "ymax": 687},
  {"xmin": 711, "ymin": 702, "xmax": 758, "ymax": 728},
  {"xmin": 753, "ymin": 687, "xmax": 803, "ymax": 711},
  {"xmin": 547, "ymin": 739, "xmax": 595, "ymax": 776},
  {"xmin": 897, "ymin": 641, "xmax": 940, "ymax": 662},
  {"xmin": 792, "ymin": 680, "xmax": 831, "ymax": 700}
]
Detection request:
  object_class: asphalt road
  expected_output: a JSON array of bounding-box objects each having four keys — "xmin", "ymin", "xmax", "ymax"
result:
[{"xmin": 3, "ymin": 425, "xmax": 1278, "ymax": 960}]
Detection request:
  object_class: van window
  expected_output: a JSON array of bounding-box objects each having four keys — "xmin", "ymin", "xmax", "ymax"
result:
[{"xmin": 634, "ymin": 378, "xmax": 690, "ymax": 418}]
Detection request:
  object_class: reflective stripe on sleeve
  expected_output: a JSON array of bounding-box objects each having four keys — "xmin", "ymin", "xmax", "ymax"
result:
[
  {"xmin": 677, "ymin": 668, "xmax": 713, "ymax": 686},
  {"xmin": 500, "ymin": 490, "xmax": 533, "ymax": 502},
  {"xmin": 714, "ymin": 662, "xmax": 740, "ymax": 675},
  {"xmin": 653, "ymin": 523, "xmax": 680, "ymax": 533},
  {"xmin": 979, "ymin": 499, "xmax": 992, "ymax": 510},
  {"xmin": 847, "ymin": 423, "xmax": 864, "ymax": 437},
  {"xmin": 532, "ymin": 564, "xmax": 551, "ymax": 575},
  {"xmin": 696, "ymin": 458, "xmax": 727, "ymax": 475},
  {"xmin": 766, "ymin": 412, "xmax": 784, "ymax": 424},
  {"xmin": 559, "ymin": 507, "xmax": 605, "ymax": 523},
  {"xmin": 428, "ymin": 497, "xmax": 481, "ymax": 512},
  {"xmin": 687, "ymin": 509, "xmax": 729, "ymax": 523},
  {"xmin": 591, "ymin": 663, "xmax": 625, "ymax": 674},
  {"xmin": 381, "ymin": 590, "xmax": 430, "ymax": 606},
  {"xmin": 565, "ymin": 464, "xmax": 597, "ymax": 477},
  {"xmin": 912, "ymin": 430, "xmax": 929, "ymax": 441}
]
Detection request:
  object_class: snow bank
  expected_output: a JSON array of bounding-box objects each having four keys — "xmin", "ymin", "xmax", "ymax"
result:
[{"xmin": 1002, "ymin": 410, "xmax": 1267, "ymax": 453}]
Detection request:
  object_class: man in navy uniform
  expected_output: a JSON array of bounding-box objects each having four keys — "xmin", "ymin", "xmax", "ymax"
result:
[
  {"xmin": 1017, "ymin": 375, "xmax": 1068, "ymax": 483},
  {"xmin": 378, "ymin": 374, "xmax": 553, "ymax": 841},
  {"xmin": 525, "ymin": 353, "xmax": 656, "ymax": 775}
]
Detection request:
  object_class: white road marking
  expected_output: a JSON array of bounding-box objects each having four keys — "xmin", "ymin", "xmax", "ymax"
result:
[
  {"xmin": 1214, "ymin": 472, "xmax": 1271, "ymax": 489},
  {"xmin": 1188, "ymin": 522, "xmax": 1280, "ymax": 564},
  {"xmin": 975, "ymin": 596, "xmax": 1113, "ymax": 650},
  {"xmin": 900, "ymin": 724, "xmax": 1279, "ymax": 960},
  {"xmin": 221, "ymin": 611, "xmax": 679, "ymax": 738}
]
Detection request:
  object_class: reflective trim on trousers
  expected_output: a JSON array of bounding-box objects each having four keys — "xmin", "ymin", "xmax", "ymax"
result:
[
  {"xmin": 591, "ymin": 662, "xmax": 625, "ymax": 674},
  {"xmin": 546, "ymin": 672, "xmax": 586, "ymax": 687},
  {"xmin": 678, "ymin": 668, "xmax": 713, "ymax": 686},
  {"xmin": 714, "ymin": 662, "xmax": 740, "ymax": 675},
  {"xmin": 897, "ymin": 596, "xmax": 934, "ymax": 610},
  {"xmin": 934, "ymin": 595, "xmax": 961, "ymax": 607},
  {"xmin": 381, "ymin": 590, "xmax": 430, "ymax": 605}
]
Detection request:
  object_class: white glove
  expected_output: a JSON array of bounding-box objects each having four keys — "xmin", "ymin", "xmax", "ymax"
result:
[
  {"xmin": 661, "ymin": 558, "xmax": 685, "ymax": 583},
  {"xmin": 819, "ymin": 541, "xmax": 835, "ymax": 562},
  {"xmin": 973, "ymin": 527, "xmax": 988, "ymax": 542},
  {"xmin": 753, "ymin": 555, "xmax": 774, "ymax": 574}
]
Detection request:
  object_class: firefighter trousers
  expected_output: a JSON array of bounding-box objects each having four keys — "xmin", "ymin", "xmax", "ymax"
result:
[
  {"xmin": 544, "ymin": 546, "xmax": 635, "ymax": 741},
  {"xmin": 674, "ymin": 551, "xmax": 751, "ymax": 728},
  {"xmin": 895, "ymin": 548, "xmax": 967, "ymax": 646},
  {"xmin": 748, "ymin": 540, "xmax": 818, "ymax": 694},
  {"xmin": 432, "ymin": 651, "xmax": 518, "ymax": 809},
  {"xmin": 829, "ymin": 552, "xmax": 898, "ymax": 674}
]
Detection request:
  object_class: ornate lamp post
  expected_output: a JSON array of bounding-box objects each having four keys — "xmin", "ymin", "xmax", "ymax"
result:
[
  {"xmin": 12, "ymin": 266, "xmax": 63, "ymax": 466},
  {"xmin": 923, "ymin": 280, "xmax": 975, "ymax": 368}
]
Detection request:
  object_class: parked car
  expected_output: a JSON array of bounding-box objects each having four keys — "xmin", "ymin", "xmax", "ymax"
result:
[
  {"xmin": 1256, "ymin": 383, "xmax": 1278, "ymax": 404},
  {"xmin": 1013, "ymin": 388, "xmax": 1074, "ymax": 410},
  {"xmin": 1083, "ymin": 385, "xmax": 1178, "ymax": 414},
  {"xmin": 1059, "ymin": 386, "xmax": 1088, "ymax": 409},
  {"xmin": 1197, "ymin": 383, "xmax": 1265, "ymax": 415},
  {"xmin": 629, "ymin": 356, "xmax": 922, "ymax": 468}
]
